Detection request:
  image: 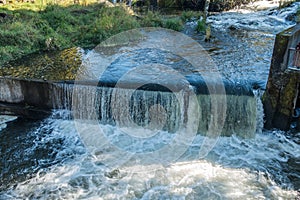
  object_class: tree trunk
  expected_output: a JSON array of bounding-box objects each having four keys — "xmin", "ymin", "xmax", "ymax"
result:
[
  {"xmin": 204, "ymin": 0, "xmax": 210, "ymax": 21},
  {"xmin": 204, "ymin": 0, "xmax": 210, "ymax": 42}
]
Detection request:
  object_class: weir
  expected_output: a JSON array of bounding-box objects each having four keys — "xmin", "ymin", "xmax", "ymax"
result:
[
  {"xmin": 0, "ymin": 76, "xmax": 258, "ymax": 137},
  {"xmin": 0, "ymin": 28, "xmax": 259, "ymax": 137}
]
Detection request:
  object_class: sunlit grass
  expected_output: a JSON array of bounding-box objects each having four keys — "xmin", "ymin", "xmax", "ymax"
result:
[
  {"xmin": 0, "ymin": 4, "xmax": 141, "ymax": 65},
  {"xmin": 0, "ymin": 0, "xmax": 100, "ymax": 11},
  {"xmin": 0, "ymin": 1, "xmax": 205, "ymax": 66},
  {"xmin": 1, "ymin": 0, "xmax": 45, "ymax": 11}
]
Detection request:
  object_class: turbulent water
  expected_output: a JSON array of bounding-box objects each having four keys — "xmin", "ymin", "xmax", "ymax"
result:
[
  {"xmin": 0, "ymin": 108, "xmax": 299, "ymax": 199},
  {"xmin": 188, "ymin": 2, "xmax": 300, "ymax": 88},
  {"xmin": 1, "ymin": 2, "xmax": 300, "ymax": 199}
]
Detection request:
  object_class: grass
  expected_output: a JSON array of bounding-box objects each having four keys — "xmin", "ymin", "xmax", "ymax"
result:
[
  {"xmin": 0, "ymin": 4, "xmax": 141, "ymax": 66},
  {"xmin": 163, "ymin": 17, "xmax": 183, "ymax": 31},
  {"xmin": 140, "ymin": 11, "xmax": 164, "ymax": 27},
  {"xmin": 141, "ymin": 11, "xmax": 184, "ymax": 31},
  {"xmin": 180, "ymin": 10, "xmax": 203, "ymax": 22},
  {"xmin": 0, "ymin": 3, "xmax": 204, "ymax": 66}
]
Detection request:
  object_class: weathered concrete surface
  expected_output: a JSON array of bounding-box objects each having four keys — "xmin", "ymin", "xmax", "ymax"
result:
[
  {"xmin": 0, "ymin": 77, "xmax": 73, "ymax": 119},
  {"xmin": 0, "ymin": 76, "xmax": 256, "ymax": 123},
  {"xmin": 0, "ymin": 78, "xmax": 23, "ymax": 103},
  {"xmin": 0, "ymin": 78, "xmax": 53, "ymax": 109},
  {"xmin": 0, "ymin": 76, "xmax": 259, "ymax": 137},
  {"xmin": 263, "ymin": 24, "xmax": 300, "ymax": 130}
]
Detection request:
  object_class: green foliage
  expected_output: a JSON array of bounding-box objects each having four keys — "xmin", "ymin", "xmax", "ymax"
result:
[
  {"xmin": 180, "ymin": 10, "xmax": 203, "ymax": 22},
  {"xmin": 140, "ymin": 11, "xmax": 186, "ymax": 31},
  {"xmin": 0, "ymin": 19, "xmax": 46, "ymax": 59},
  {"xmin": 42, "ymin": 5, "xmax": 78, "ymax": 30},
  {"xmin": 0, "ymin": 46, "xmax": 23, "ymax": 64},
  {"xmin": 163, "ymin": 18, "xmax": 183, "ymax": 31},
  {"xmin": 196, "ymin": 19, "xmax": 206, "ymax": 33},
  {"xmin": 0, "ymin": 0, "xmax": 44, "ymax": 11},
  {"xmin": 0, "ymin": 4, "xmax": 141, "ymax": 66},
  {"xmin": 0, "ymin": 3, "xmax": 206, "ymax": 66},
  {"xmin": 98, "ymin": 7, "xmax": 140, "ymax": 35},
  {"xmin": 140, "ymin": 11, "xmax": 163, "ymax": 27}
]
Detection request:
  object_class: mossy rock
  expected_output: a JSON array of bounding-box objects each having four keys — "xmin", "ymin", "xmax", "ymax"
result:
[{"xmin": 0, "ymin": 47, "xmax": 83, "ymax": 81}]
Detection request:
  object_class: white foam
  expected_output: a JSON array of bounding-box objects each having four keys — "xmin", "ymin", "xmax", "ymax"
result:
[
  {"xmin": 0, "ymin": 115, "xmax": 17, "ymax": 131},
  {"xmin": 1, "ymin": 111, "xmax": 299, "ymax": 199},
  {"xmin": 207, "ymin": 2, "xmax": 300, "ymax": 33},
  {"xmin": 3, "ymin": 157, "xmax": 297, "ymax": 199}
]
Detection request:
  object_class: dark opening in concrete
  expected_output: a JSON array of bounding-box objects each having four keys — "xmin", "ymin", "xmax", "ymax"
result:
[
  {"xmin": 294, "ymin": 83, "xmax": 300, "ymax": 118},
  {"xmin": 296, "ymin": 83, "xmax": 300, "ymax": 107}
]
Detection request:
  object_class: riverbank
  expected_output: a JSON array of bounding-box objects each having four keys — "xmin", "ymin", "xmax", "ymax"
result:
[
  {"xmin": 0, "ymin": 3, "xmax": 205, "ymax": 67},
  {"xmin": 1, "ymin": 1, "xmax": 298, "ymax": 68}
]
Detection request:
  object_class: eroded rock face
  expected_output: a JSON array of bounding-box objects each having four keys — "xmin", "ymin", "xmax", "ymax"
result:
[{"xmin": 263, "ymin": 24, "xmax": 300, "ymax": 130}]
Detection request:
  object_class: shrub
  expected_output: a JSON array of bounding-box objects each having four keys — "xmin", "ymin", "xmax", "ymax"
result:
[
  {"xmin": 163, "ymin": 18, "xmax": 183, "ymax": 31},
  {"xmin": 0, "ymin": 21, "xmax": 43, "ymax": 53},
  {"xmin": 140, "ymin": 11, "xmax": 163, "ymax": 27},
  {"xmin": 196, "ymin": 19, "xmax": 206, "ymax": 32},
  {"xmin": 180, "ymin": 10, "xmax": 203, "ymax": 22},
  {"xmin": 98, "ymin": 7, "xmax": 140, "ymax": 34}
]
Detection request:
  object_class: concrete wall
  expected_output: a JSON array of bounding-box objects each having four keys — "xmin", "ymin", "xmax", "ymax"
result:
[
  {"xmin": 263, "ymin": 24, "xmax": 300, "ymax": 130},
  {"xmin": 0, "ymin": 78, "xmax": 70, "ymax": 118}
]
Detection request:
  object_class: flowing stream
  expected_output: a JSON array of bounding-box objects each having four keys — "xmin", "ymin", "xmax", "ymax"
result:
[
  {"xmin": 1, "ymin": 2, "xmax": 300, "ymax": 199},
  {"xmin": 188, "ymin": 1, "xmax": 300, "ymax": 88}
]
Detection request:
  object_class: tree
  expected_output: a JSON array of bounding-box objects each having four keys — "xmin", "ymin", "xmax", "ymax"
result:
[{"xmin": 204, "ymin": 0, "xmax": 210, "ymax": 20}]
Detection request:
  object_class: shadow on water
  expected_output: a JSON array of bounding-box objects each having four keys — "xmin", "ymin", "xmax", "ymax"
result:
[
  {"xmin": 0, "ymin": 115, "xmax": 84, "ymax": 192},
  {"xmin": 0, "ymin": 117, "xmax": 44, "ymax": 191}
]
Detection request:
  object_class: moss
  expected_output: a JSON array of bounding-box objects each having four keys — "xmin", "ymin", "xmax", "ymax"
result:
[
  {"xmin": 1, "ymin": 47, "xmax": 83, "ymax": 80},
  {"xmin": 279, "ymin": 74, "xmax": 298, "ymax": 116}
]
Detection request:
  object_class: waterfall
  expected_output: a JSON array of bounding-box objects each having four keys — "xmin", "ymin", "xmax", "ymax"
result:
[
  {"xmin": 71, "ymin": 85, "xmax": 188, "ymax": 133},
  {"xmin": 50, "ymin": 83, "xmax": 73, "ymax": 110},
  {"xmin": 48, "ymin": 82, "xmax": 258, "ymax": 137}
]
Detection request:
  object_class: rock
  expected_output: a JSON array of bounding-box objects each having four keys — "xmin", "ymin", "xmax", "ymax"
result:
[{"xmin": 104, "ymin": 169, "xmax": 120, "ymax": 179}]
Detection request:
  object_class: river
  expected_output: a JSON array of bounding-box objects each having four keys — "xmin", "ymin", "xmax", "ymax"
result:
[{"xmin": 0, "ymin": 1, "xmax": 300, "ymax": 199}]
